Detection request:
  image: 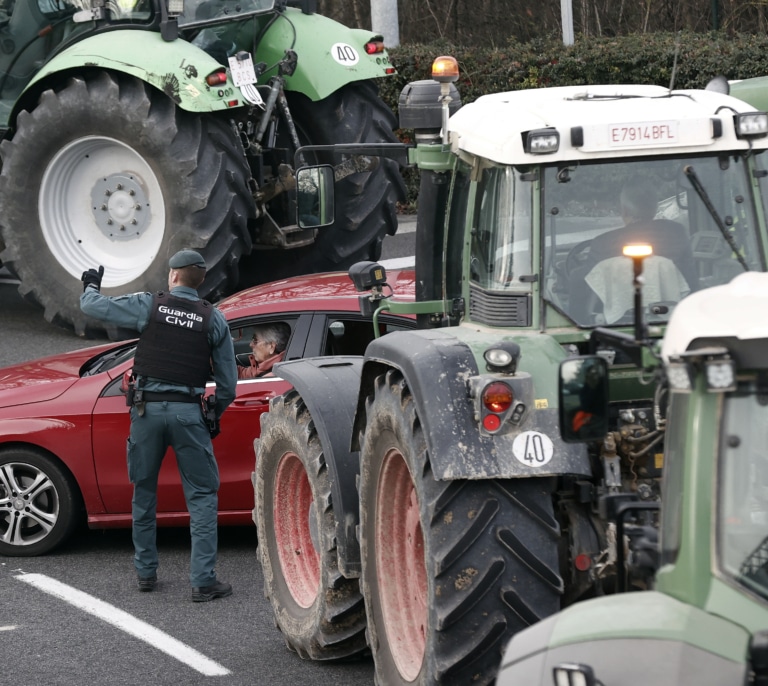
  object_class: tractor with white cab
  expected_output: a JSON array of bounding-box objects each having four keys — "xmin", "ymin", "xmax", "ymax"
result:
[{"xmin": 254, "ymin": 56, "xmax": 768, "ymax": 684}]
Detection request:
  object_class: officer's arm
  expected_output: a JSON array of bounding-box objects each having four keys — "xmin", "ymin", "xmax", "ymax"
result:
[
  {"xmin": 80, "ymin": 289, "xmax": 150, "ymax": 331},
  {"xmin": 210, "ymin": 311, "xmax": 237, "ymax": 416}
]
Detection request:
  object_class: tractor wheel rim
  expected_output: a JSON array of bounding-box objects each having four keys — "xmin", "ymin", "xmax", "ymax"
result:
[
  {"xmin": 39, "ymin": 136, "xmax": 165, "ymax": 288},
  {"xmin": 274, "ymin": 452, "xmax": 320, "ymax": 608},
  {"xmin": 376, "ymin": 449, "xmax": 426, "ymax": 680}
]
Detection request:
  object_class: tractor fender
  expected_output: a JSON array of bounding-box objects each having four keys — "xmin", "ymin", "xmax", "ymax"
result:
[
  {"xmin": 352, "ymin": 329, "xmax": 592, "ymax": 480},
  {"xmin": 272, "ymin": 355, "xmax": 365, "ymax": 577},
  {"xmin": 21, "ymin": 30, "xmax": 239, "ymax": 116},
  {"xmin": 253, "ymin": 7, "xmax": 395, "ymax": 101}
]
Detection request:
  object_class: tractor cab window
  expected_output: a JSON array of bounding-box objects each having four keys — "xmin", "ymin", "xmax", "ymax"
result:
[
  {"xmin": 542, "ymin": 154, "xmax": 766, "ymax": 328},
  {"xmin": 177, "ymin": 0, "xmax": 274, "ymax": 27},
  {"xmin": 718, "ymin": 383, "xmax": 768, "ymax": 604},
  {"xmin": 469, "ymin": 165, "xmax": 533, "ymax": 291}
]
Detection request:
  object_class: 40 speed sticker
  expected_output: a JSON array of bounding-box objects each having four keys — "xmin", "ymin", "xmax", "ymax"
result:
[
  {"xmin": 512, "ymin": 431, "xmax": 554, "ymax": 467},
  {"xmin": 331, "ymin": 43, "xmax": 360, "ymax": 66}
]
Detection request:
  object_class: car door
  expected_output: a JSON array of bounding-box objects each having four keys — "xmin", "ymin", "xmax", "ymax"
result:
[
  {"xmin": 91, "ymin": 314, "xmax": 312, "ymax": 518},
  {"xmin": 210, "ymin": 314, "xmax": 314, "ymax": 515}
]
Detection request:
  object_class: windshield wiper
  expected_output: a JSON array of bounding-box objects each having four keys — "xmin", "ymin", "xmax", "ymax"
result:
[
  {"xmin": 81, "ymin": 345, "xmax": 135, "ymax": 376},
  {"xmin": 683, "ymin": 165, "xmax": 749, "ymax": 271}
]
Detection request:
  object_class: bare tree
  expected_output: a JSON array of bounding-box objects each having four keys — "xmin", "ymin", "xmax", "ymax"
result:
[{"xmin": 316, "ymin": 0, "xmax": 750, "ymax": 44}]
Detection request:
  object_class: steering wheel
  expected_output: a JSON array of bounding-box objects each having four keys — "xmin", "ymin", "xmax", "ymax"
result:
[
  {"xmin": 564, "ymin": 239, "xmax": 595, "ymax": 277},
  {"xmin": 235, "ymin": 352, "xmax": 251, "ymax": 367}
]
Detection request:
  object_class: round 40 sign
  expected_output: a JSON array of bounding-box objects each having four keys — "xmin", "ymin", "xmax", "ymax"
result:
[
  {"xmin": 512, "ymin": 431, "xmax": 554, "ymax": 467},
  {"xmin": 330, "ymin": 43, "xmax": 359, "ymax": 67}
]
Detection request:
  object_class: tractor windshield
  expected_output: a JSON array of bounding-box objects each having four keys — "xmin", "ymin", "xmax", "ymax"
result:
[
  {"xmin": 541, "ymin": 152, "xmax": 768, "ymax": 327},
  {"xmin": 718, "ymin": 382, "xmax": 768, "ymax": 604}
]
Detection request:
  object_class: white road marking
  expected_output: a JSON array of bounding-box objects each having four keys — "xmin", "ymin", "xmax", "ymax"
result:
[
  {"xmin": 379, "ymin": 256, "xmax": 415, "ymax": 270},
  {"xmin": 15, "ymin": 573, "xmax": 230, "ymax": 677},
  {"xmin": 0, "ymin": 625, "xmax": 17, "ymax": 631},
  {"xmin": 396, "ymin": 217, "xmax": 417, "ymax": 233}
]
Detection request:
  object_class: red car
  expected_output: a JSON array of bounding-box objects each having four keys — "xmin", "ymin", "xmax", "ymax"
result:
[{"xmin": 0, "ymin": 269, "xmax": 415, "ymax": 556}]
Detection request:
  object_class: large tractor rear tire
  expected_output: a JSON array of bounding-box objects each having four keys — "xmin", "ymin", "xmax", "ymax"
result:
[
  {"xmin": 254, "ymin": 390, "xmax": 367, "ymax": 659},
  {"xmin": 359, "ymin": 369, "xmax": 564, "ymax": 685},
  {"xmin": 0, "ymin": 71, "xmax": 253, "ymax": 337}
]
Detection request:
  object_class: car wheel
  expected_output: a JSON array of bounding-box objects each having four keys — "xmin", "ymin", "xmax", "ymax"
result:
[{"xmin": 0, "ymin": 449, "xmax": 82, "ymax": 556}]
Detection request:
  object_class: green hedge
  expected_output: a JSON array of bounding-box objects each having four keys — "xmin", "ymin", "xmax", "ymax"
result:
[{"xmin": 383, "ymin": 32, "xmax": 768, "ymax": 210}]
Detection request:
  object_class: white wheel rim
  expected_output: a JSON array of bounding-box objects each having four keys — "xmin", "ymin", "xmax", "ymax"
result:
[{"xmin": 39, "ymin": 136, "xmax": 166, "ymax": 287}]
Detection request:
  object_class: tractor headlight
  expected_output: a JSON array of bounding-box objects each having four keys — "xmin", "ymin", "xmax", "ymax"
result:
[
  {"xmin": 483, "ymin": 341, "xmax": 521, "ymax": 374},
  {"xmin": 525, "ymin": 128, "xmax": 560, "ymax": 154},
  {"xmin": 705, "ymin": 357, "xmax": 736, "ymax": 392},
  {"xmin": 735, "ymin": 112, "xmax": 768, "ymax": 138},
  {"xmin": 553, "ymin": 662, "xmax": 597, "ymax": 686}
]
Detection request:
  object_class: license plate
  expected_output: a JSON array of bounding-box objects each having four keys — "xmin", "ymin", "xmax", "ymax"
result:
[
  {"xmin": 608, "ymin": 120, "xmax": 679, "ymax": 146},
  {"xmin": 228, "ymin": 53, "xmax": 257, "ymax": 88}
]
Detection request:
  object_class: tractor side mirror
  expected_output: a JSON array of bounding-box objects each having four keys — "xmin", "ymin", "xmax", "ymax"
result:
[
  {"xmin": 296, "ymin": 165, "xmax": 335, "ymax": 229},
  {"xmin": 558, "ymin": 356, "xmax": 609, "ymax": 443}
]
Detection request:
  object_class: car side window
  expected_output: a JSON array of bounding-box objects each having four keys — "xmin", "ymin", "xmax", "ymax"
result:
[
  {"xmin": 230, "ymin": 319, "xmax": 295, "ymax": 367},
  {"xmin": 324, "ymin": 317, "xmax": 414, "ymax": 356}
]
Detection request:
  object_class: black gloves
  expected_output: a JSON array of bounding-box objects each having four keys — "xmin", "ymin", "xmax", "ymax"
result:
[{"xmin": 81, "ymin": 266, "xmax": 104, "ymax": 292}]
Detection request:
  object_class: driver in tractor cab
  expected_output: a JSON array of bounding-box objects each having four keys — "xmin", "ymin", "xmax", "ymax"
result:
[{"xmin": 576, "ymin": 177, "xmax": 697, "ymax": 324}]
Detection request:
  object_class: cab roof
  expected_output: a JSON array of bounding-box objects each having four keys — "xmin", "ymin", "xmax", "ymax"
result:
[
  {"xmin": 662, "ymin": 271, "xmax": 768, "ymax": 361},
  {"xmin": 447, "ymin": 84, "xmax": 768, "ymax": 165}
]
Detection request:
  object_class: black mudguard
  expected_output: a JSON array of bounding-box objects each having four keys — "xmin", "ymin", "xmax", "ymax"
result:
[
  {"xmin": 352, "ymin": 329, "xmax": 592, "ymax": 480},
  {"xmin": 272, "ymin": 356, "xmax": 365, "ymax": 577}
]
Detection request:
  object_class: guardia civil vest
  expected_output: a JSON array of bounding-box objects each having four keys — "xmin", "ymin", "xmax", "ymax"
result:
[{"xmin": 133, "ymin": 292, "xmax": 213, "ymax": 388}]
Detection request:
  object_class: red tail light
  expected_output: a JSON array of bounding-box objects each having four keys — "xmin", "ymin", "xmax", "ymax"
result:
[
  {"xmin": 206, "ymin": 72, "xmax": 228, "ymax": 86},
  {"xmin": 364, "ymin": 40, "xmax": 385, "ymax": 55},
  {"xmin": 482, "ymin": 382, "xmax": 513, "ymax": 413},
  {"xmin": 480, "ymin": 382, "xmax": 514, "ymax": 432}
]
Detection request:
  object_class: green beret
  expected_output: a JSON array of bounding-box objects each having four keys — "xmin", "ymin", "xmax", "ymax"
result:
[{"xmin": 169, "ymin": 250, "xmax": 206, "ymax": 269}]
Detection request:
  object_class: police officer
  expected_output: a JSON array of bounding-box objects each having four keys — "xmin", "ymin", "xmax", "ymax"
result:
[{"xmin": 80, "ymin": 250, "xmax": 238, "ymax": 602}]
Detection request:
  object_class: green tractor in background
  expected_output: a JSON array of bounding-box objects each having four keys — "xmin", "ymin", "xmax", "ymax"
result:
[
  {"xmin": 0, "ymin": 0, "xmax": 404, "ymax": 337},
  {"xmin": 496, "ymin": 269, "xmax": 768, "ymax": 686}
]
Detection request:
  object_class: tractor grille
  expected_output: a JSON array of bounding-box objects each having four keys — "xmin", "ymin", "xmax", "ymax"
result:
[{"xmin": 469, "ymin": 284, "xmax": 531, "ymax": 327}]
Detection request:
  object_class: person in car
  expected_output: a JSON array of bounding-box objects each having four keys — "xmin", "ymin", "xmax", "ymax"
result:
[
  {"xmin": 238, "ymin": 322, "xmax": 290, "ymax": 379},
  {"xmin": 79, "ymin": 250, "xmax": 237, "ymax": 602}
]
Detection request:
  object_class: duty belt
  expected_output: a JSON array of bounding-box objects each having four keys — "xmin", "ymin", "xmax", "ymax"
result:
[{"xmin": 141, "ymin": 391, "xmax": 202, "ymax": 404}]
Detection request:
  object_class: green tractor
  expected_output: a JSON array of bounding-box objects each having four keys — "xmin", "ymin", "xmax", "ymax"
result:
[
  {"xmin": 496, "ymin": 269, "xmax": 768, "ymax": 686},
  {"xmin": 253, "ymin": 57, "xmax": 768, "ymax": 684},
  {"xmin": 0, "ymin": 0, "xmax": 404, "ymax": 336}
]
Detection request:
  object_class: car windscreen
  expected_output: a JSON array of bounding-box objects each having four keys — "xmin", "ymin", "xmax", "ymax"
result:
[{"xmin": 81, "ymin": 343, "xmax": 137, "ymax": 376}]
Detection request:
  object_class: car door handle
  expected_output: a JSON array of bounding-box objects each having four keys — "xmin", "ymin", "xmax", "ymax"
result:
[{"xmin": 232, "ymin": 397, "xmax": 272, "ymax": 407}]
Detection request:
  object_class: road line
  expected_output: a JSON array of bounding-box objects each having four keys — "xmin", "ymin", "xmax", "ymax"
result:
[
  {"xmin": 379, "ymin": 256, "xmax": 415, "ymax": 270},
  {"xmin": 15, "ymin": 573, "xmax": 230, "ymax": 676},
  {"xmin": 0, "ymin": 625, "xmax": 17, "ymax": 631}
]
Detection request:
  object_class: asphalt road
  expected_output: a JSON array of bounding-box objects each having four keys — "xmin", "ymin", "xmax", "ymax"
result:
[{"xmin": 0, "ymin": 219, "xmax": 415, "ymax": 686}]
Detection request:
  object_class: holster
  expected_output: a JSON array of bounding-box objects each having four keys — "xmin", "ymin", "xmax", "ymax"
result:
[
  {"xmin": 201, "ymin": 395, "xmax": 220, "ymax": 438},
  {"xmin": 124, "ymin": 373, "xmax": 145, "ymax": 416}
]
